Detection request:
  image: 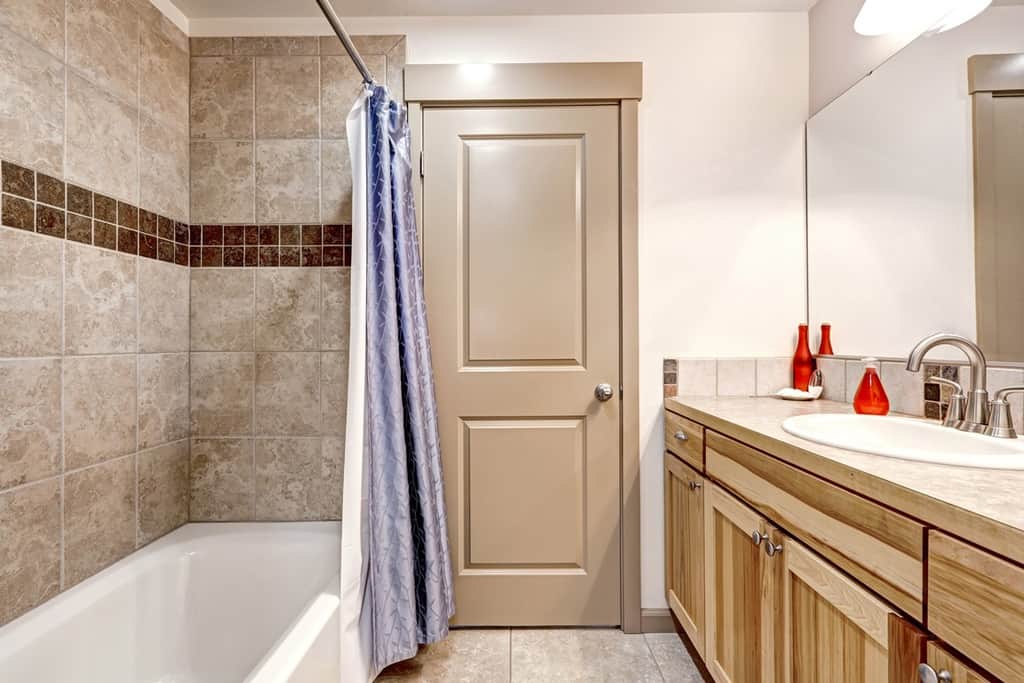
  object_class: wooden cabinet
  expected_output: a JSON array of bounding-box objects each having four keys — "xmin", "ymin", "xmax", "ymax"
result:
[
  {"xmin": 664, "ymin": 452, "xmax": 705, "ymax": 657},
  {"xmin": 923, "ymin": 643, "xmax": 992, "ymax": 683},
  {"xmin": 664, "ymin": 408, "xmax": 704, "ymax": 471}
]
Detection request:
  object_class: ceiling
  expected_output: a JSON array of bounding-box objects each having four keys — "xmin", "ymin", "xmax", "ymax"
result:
[{"xmin": 169, "ymin": 0, "xmax": 818, "ymax": 19}]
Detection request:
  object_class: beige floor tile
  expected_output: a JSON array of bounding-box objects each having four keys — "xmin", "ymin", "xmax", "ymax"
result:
[
  {"xmin": 644, "ymin": 633, "xmax": 703, "ymax": 682},
  {"xmin": 510, "ymin": 629, "xmax": 663, "ymax": 682},
  {"xmin": 378, "ymin": 629, "xmax": 510, "ymax": 683}
]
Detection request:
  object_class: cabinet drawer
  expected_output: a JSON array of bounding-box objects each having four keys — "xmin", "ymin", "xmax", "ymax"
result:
[
  {"xmin": 929, "ymin": 532, "xmax": 1024, "ymax": 682},
  {"xmin": 664, "ymin": 409, "xmax": 704, "ymax": 471},
  {"xmin": 705, "ymin": 431, "xmax": 924, "ymax": 620}
]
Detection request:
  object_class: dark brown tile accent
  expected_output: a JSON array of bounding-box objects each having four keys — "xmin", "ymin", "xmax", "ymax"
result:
[
  {"xmin": 301, "ymin": 224, "xmax": 322, "ymax": 245},
  {"xmin": 189, "ymin": 246, "xmax": 202, "ymax": 267},
  {"xmin": 341, "ymin": 245, "xmax": 351, "ymax": 267},
  {"xmin": 323, "ymin": 245, "xmax": 345, "ymax": 266},
  {"xmin": 202, "ymin": 246, "xmax": 222, "ymax": 267},
  {"xmin": 323, "ymin": 224, "xmax": 346, "ymax": 245},
  {"xmin": 259, "ymin": 246, "xmax": 279, "ymax": 267},
  {"xmin": 68, "ymin": 185, "xmax": 93, "ymax": 217},
  {"xmin": 117, "ymin": 202, "xmax": 138, "ymax": 229},
  {"xmin": 36, "ymin": 205, "xmax": 65, "ymax": 238},
  {"xmin": 244, "ymin": 246, "xmax": 259, "ymax": 267},
  {"xmin": 259, "ymin": 225, "xmax": 278, "ymax": 245},
  {"xmin": 664, "ymin": 371, "xmax": 677, "ymax": 385},
  {"xmin": 202, "ymin": 225, "xmax": 223, "ymax": 245},
  {"xmin": 174, "ymin": 243, "xmax": 189, "ymax": 266},
  {"xmin": 94, "ymin": 221, "xmax": 117, "ymax": 250},
  {"xmin": 117, "ymin": 227, "xmax": 138, "ymax": 255},
  {"xmin": 244, "ymin": 225, "xmax": 260, "ymax": 245},
  {"xmin": 223, "ymin": 246, "xmax": 244, "ymax": 267},
  {"xmin": 223, "ymin": 226, "xmax": 245, "ymax": 246},
  {"xmin": 139, "ymin": 234, "xmax": 158, "ymax": 259},
  {"xmin": 158, "ymin": 239, "xmax": 175, "ymax": 262},
  {"xmin": 279, "ymin": 224, "xmax": 300, "ymax": 245},
  {"xmin": 924, "ymin": 401, "xmax": 941, "ymax": 420},
  {"xmin": 36, "ymin": 174, "xmax": 64, "ymax": 208},
  {"xmin": 301, "ymin": 246, "xmax": 322, "ymax": 267},
  {"xmin": 279, "ymin": 246, "xmax": 300, "ymax": 267},
  {"xmin": 941, "ymin": 365, "xmax": 959, "ymax": 381},
  {"xmin": 94, "ymin": 194, "xmax": 117, "ymax": 223},
  {"xmin": 174, "ymin": 222, "xmax": 189, "ymax": 244},
  {"xmin": 139, "ymin": 210, "xmax": 158, "ymax": 235},
  {"xmin": 67, "ymin": 214, "xmax": 93, "ymax": 245},
  {"xmin": 2, "ymin": 194, "xmax": 34, "ymax": 231},
  {"xmin": 924, "ymin": 382, "xmax": 941, "ymax": 402},
  {"xmin": 1, "ymin": 161, "xmax": 34, "ymax": 199},
  {"xmin": 189, "ymin": 225, "xmax": 202, "ymax": 245},
  {"xmin": 663, "ymin": 383, "xmax": 678, "ymax": 398},
  {"xmin": 158, "ymin": 216, "xmax": 174, "ymax": 240}
]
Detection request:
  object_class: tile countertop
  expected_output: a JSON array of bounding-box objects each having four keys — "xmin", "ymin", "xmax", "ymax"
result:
[{"xmin": 666, "ymin": 395, "xmax": 1024, "ymax": 567}]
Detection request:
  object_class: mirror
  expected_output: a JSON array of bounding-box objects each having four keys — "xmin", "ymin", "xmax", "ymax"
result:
[{"xmin": 806, "ymin": 4, "xmax": 1024, "ymax": 362}]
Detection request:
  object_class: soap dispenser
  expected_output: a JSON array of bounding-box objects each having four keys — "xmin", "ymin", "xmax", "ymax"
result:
[{"xmin": 853, "ymin": 358, "xmax": 889, "ymax": 416}]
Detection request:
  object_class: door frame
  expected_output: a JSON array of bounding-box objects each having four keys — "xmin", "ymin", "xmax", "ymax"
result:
[{"xmin": 404, "ymin": 61, "xmax": 643, "ymax": 632}]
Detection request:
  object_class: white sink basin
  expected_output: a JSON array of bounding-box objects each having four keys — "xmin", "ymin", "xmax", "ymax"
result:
[{"xmin": 781, "ymin": 413, "xmax": 1024, "ymax": 470}]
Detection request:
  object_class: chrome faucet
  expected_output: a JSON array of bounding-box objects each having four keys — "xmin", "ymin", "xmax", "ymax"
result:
[{"xmin": 906, "ymin": 333, "xmax": 989, "ymax": 433}]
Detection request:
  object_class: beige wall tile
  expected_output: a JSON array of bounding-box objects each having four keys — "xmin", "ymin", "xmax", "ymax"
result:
[
  {"xmin": 817, "ymin": 357, "xmax": 846, "ymax": 402},
  {"xmin": 63, "ymin": 355, "xmax": 137, "ymax": 470},
  {"xmin": 255, "ymin": 352, "xmax": 320, "ymax": 436},
  {"xmin": 321, "ymin": 267, "xmax": 351, "ymax": 351},
  {"xmin": 0, "ymin": 359, "xmax": 61, "ymax": 490},
  {"xmin": 255, "ymin": 140, "xmax": 320, "ymax": 223},
  {"xmin": 66, "ymin": 0, "xmax": 139, "ymax": 103},
  {"xmin": 63, "ymin": 455, "xmax": 136, "ymax": 587},
  {"xmin": 139, "ymin": 258, "xmax": 189, "ymax": 353},
  {"xmin": 190, "ymin": 268, "xmax": 254, "ymax": 351},
  {"xmin": 349, "ymin": 35, "xmax": 404, "ymax": 55},
  {"xmin": 0, "ymin": 227, "xmax": 62, "ymax": 356},
  {"xmin": 137, "ymin": 440, "xmax": 188, "ymax": 544},
  {"xmin": 140, "ymin": 20, "xmax": 188, "ymax": 133},
  {"xmin": 255, "ymin": 437, "xmax": 340, "ymax": 520},
  {"xmin": 880, "ymin": 361, "xmax": 923, "ymax": 416},
  {"xmin": 0, "ymin": 26, "xmax": 64, "ymax": 177},
  {"xmin": 717, "ymin": 359, "xmax": 755, "ymax": 397},
  {"xmin": 982, "ymin": 367, "xmax": 1024, "ymax": 431},
  {"xmin": 138, "ymin": 353, "xmax": 188, "ymax": 449},
  {"xmin": 66, "ymin": 72, "xmax": 139, "ymax": 204},
  {"xmin": 0, "ymin": 0, "xmax": 65, "ymax": 59},
  {"xmin": 64, "ymin": 242, "xmax": 137, "ymax": 354},
  {"xmin": 233, "ymin": 36, "xmax": 318, "ymax": 56},
  {"xmin": 255, "ymin": 268, "xmax": 320, "ymax": 351},
  {"xmin": 321, "ymin": 139, "xmax": 352, "ymax": 224},
  {"xmin": 256, "ymin": 56, "xmax": 319, "ymax": 138},
  {"xmin": 321, "ymin": 351, "xmax": 348, "ymax": 437},
  {"xmin": 190, "ymin": 37, "xmax": 231, "ymax": 56},
  {"xmin": 755, "ymin": 357, "xmax": 791, "ymax": 396},
  {"xmin": 140, "ymin": 115, "xmax": 188, "ymax": 220},
  {"xmin": 190, "ymin": 140, "xmax": 254, "ymax": 223},
  {"xmin": 190, "ymin": 437, "xmax": 253, "ymax": 521},
  {"xmin": 190, "ymin": 56, "xmax": 253, "ymax": 140},
  {"xmin": 0, "ymin": 478, "xmax": 61, "ymax": 626},
  {"xmin": 320, "ymin": 54, "xmax": 385, "ymax": 138},
  {"xmin": 190, "ymin": 352, "xmax": 254, "ymax": 436},
  {"xmin": 386, "ymin": 38, "xmax": 406, "ymax": 103},
  {"xmin": 845, "ymin": 359, "xmax": 870, "ymax": 403},
  {"xmin": 676, "ymin": 359, "xmax": 717, "ymax": 397}
]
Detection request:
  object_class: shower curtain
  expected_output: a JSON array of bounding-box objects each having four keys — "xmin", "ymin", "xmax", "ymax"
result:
[{"xmin": 338, "ymin": 85, "xmax": 455, "ymax": 683}]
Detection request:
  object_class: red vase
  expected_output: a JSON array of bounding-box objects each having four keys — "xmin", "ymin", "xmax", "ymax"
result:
[
  {"xmin": 853, "ymin": 361, "xmax": 890, "ymax": 415},
  {"xmin": 818, "ymin": 323, "xmax": 834, "ymax": 356},
  {"xmin": 792, "ymin": 324, "xmax": 815, "ymax": 391}
]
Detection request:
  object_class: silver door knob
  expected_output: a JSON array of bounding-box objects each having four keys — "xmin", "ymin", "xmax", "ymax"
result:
[
  {"xmin": 673, "ymin": 431, "xmax": 688, "ymax": 441},
  {"xmin": 764, "ymin": 541, "xmax": 783, "ymax": 558},
  {"xmin": 918, "ymin": 664, "xmax": 952, "ymax": 683},
  {"xmin": 751, "ymin": 530, "xmax": 765, "ymax": 546},
  {"xmin": 687, "ymin": 480, "xmax": 702, "ymax": 491},
  {"xmin": 594, "ymin": 383, "xmax": 614, "ymax": 402}
]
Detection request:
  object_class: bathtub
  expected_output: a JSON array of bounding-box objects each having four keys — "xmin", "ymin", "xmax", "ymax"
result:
[{"xmin": 0, "ymin": 522, "xmax": 341, "ymax": 683}]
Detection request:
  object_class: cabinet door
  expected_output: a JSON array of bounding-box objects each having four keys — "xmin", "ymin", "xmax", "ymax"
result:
[
  {"xmin": 924, "ymin": 643, "xmax": 993, "ymax": 683},
  {"xmin": 780, "ymin": 536, "xmax": 891, "ymax": 682},
  {"xmin": 704, "ymin": 483, "xmax": 781, "ymax": 683},
  {"xmin": 664, "ymin": 452, "xmax": 705, "ymax": 656}
]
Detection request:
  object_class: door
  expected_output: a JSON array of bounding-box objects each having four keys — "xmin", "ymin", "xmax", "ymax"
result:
[
  {"xmin": 781, "ymin": 536, "xmax": 891, "ymax": 682},
  {"xmin": 704, "ymin": 483, "xmax": 782, "ymax": 683},
  {"xmin": 665, "ymin": 452, "xmax": 705, "ymax": 655},
  {"xmin": 422, "ymin": 105, "xmax": 621, "ymax": 626}
]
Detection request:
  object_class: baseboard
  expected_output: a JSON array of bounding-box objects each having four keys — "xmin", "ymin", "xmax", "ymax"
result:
[{"xmin": 640, "ymin": 608, "xmax": 677, "ymax": 633}]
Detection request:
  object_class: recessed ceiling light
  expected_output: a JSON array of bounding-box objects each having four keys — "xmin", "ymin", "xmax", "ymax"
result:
[{"xmin": 854, "ymin": 0, "xmax": 992, "ymax": 36}]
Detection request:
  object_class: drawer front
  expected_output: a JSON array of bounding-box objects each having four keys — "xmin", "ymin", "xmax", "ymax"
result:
[
  {"xmin": 705, "ymin": 431, "xmax": 924, "ymax": 620},
  {"xmin": 664, "ymin": 409, "xmax": 704, "ymax": 471},
  {"xmin": 929, "ymin": 532, "xmax": 1024, "ymax": 682}
]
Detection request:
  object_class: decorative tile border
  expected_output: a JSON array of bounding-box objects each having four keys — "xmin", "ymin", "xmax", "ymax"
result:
[{"xmin": 187, "ymin": 223, "xmax": 352, "ymax": 268}]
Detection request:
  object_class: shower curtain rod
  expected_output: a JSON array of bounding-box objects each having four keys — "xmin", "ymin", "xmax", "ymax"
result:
[{"xmin": 315, "ymin": 0, "xmax": 377, "ymax": 86}]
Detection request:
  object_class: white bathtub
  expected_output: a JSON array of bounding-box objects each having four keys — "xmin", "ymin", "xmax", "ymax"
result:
[{"xmin": 0, "ymin": 522, "xmax": 341, "ymax": 683}]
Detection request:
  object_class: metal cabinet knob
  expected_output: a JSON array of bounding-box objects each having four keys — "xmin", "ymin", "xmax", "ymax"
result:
[
  {"xmin": 595, "ymin": 383, "xmax": 614, "ymax": 402},
  {"xmin": 751, "ymin": 530, "xmax": 765, "ymax": 546},
  {"xmin": 764, "ymin": 541, "xmax": 783, "ymax": 558},
  {"xmin": 687, "ymin": 480, "xmax": 702, "ymax": 491},
  {"xmin": 918, "ymin": 664, "xmax": 953, "ymax": 683},
  {"xmin": 674, "ymin": 430, "xmax": 688, "ymax": 441}
]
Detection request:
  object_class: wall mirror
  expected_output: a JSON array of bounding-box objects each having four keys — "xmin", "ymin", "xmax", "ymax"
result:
[{"xmin": 806, "ymin": 3, "xmax": 1024, "ymax": 362}]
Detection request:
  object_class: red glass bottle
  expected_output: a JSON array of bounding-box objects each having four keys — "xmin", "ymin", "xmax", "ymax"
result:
[
  {"xmin": 853, "ymin": 359, "xmax": 890, "ymax": 415},
  {"xmin": 792, "ymin": 324, "xmax": 815, "ymax": 391},
  {"xmin": 818, "ymin": 323, "xmax": 834, "ymax": 356}
]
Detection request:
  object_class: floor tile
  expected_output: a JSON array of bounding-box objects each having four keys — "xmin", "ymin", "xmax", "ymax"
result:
[
  {"xmin": 377, "ymin": 629, "xmax": 511, "ymax": 682},
  {"xmin": 645, "ymin": 633, "xmax": 704, "ymax": 682},
  {"xmin": 510, "ymin": 629, "xmax": 663, "ymax": 682}
]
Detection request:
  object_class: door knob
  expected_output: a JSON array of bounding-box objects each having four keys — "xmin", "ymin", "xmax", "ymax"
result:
[
  {"xmin": 688, "ymin": 480, "xmax": 702, "ymax": 491},
  {"xmin": 594, "ymin": 383, "xmax": 614, "ymax": 402},
  {"xmin": 751, "ymin": 530, "xmax": 765, "ymax": 546},
  {"xmin": 918, "ymin": 664, "xmax": 953, "ymax": 683},
  {"xmin": 764, "ymin": 541, "xmax": 783, "ymax": 558}
]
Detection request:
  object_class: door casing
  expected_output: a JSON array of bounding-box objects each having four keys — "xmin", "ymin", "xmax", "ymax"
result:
[{"xmin": 404, "ymin": 62, "xmax": 643, "ymax": 633}]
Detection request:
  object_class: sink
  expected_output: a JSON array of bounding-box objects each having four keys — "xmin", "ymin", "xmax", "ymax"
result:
[{"xmin": 781, "ymin": 413, "xmax": 1024, "ymax": 470}]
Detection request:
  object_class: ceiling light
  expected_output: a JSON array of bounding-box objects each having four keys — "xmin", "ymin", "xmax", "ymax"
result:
[{"xmin": 854, "ymin": 0, "xmax": 992, "ymax": 36}]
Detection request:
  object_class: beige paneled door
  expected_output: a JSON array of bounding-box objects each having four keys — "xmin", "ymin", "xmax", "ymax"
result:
[{"xmin": 422, "ymin": 105, "xmax": 622, "ymax": 626}]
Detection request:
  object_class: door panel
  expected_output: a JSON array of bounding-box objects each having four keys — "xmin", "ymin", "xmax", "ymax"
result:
[
  {"xmin": 423, "ymin": 105, "xmax": 621, "ymax": 626},
  {"xmin": 665, "ymin": 452, "xmax": 705, "ymax": 657}
]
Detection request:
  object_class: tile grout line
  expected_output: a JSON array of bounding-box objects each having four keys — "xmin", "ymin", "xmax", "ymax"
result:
[{"xmin": 643, "ymin": 634, "xmax": 668, "ymax": 683}]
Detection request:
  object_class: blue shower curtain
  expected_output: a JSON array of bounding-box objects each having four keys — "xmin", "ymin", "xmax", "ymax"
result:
[{"xmin": 339, "ymin": 85, "xmax": 454, "ymax": 682}]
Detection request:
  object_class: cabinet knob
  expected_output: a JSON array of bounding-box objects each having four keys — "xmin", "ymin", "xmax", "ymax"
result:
[
  {"xmin": 764, "ymin": 541, "xmax": 783, "ymax": 558},
  {"xmin": 673, "ymin": 430, "xmax": 688, "ymax": 441},
  {"xmin": 751, "ymin": 530, "xmax": 765, "ymax": 546},
  {"xmin": 687, "ymin": 480, "xmax": 702, "ymax": 491},
  {"xmin": 918, "ymin": 664, "xmax": 952, "ymax": 683}
]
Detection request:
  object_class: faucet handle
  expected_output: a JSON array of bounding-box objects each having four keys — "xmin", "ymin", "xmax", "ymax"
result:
[
  {"xmin": 930, "ymin": 377, "xmax": 966, "ymax": 428},
  {"xmin": 984, "ymin": 386, "xmax": 1024, "ymax": 439}
]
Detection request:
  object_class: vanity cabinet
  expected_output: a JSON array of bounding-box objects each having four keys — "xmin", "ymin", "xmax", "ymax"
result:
[
  {"xmin": 664, "ymin": 452, "xmax": 705, "ymax": 657},
  {"xmin": 923, "ymin": 643, "xmax": 992, "ymax": 683}
]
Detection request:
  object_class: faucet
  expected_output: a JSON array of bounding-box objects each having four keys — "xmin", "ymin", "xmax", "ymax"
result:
[{"xmin": 906, "ymin": 333, "xmax": 989, "ymax": 433}]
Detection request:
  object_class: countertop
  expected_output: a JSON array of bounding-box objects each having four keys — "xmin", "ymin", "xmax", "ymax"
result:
[{"xmin": 665, "ymin": 395, "xmax": 1024, "ymax": 566}]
